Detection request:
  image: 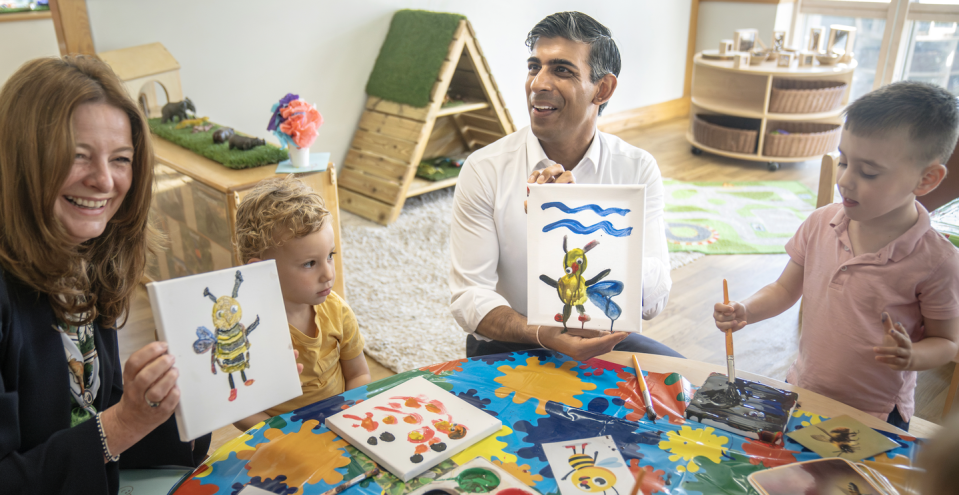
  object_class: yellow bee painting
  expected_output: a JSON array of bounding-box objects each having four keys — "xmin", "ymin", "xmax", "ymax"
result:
[
  {"xmin": 193, "ymin": 270, "xmax": 260, "ymax": 402},
  {"xmin": 540, "ymin": 235, "xmax": 624, "ymax": 332},
  {"xmin": 561, "ymin": 443, "xmax": 622, "ymax": 495}
]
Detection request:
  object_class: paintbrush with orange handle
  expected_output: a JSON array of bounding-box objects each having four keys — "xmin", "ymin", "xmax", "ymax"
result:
[
  {"xmin": 629, "ymin": 468, "xmax": 647, "ymax": 495},
  {"xmin": 724, "ymin": 279, "xmax": 736, "ymax": 385},
  {"xmin": 632, "ymin": 354, "xmax": 658, "ymax": 423}
]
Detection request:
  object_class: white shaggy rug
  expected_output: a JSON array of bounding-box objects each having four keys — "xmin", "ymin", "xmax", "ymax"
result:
[{"xmin": 341, "ymin": 188, "xmax": 704, "ymax": 373}]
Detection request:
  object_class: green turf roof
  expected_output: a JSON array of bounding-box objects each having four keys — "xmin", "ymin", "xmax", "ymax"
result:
[{"xmin": 365, "ymin": 9, "xmax": 466, "ymax": 108}]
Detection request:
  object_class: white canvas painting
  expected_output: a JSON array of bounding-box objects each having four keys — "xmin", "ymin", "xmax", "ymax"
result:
[
  {"xmin": 146, "ymin": 260, "xmax": 302, "ymax": 441},
  {"xmin": 325, "ymin": 376, "xmax": 502, "ymax": 482},
  {"xmin": 527, "ymin": 184, "xmax": 645, "ymax": 333},
  {"xmin": 543, "ymin": 435, "xmax": 634, "ymax": 495}
]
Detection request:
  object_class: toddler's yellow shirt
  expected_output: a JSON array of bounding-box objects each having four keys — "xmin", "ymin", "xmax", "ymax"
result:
[{"xmin": 264, "ymin": 291, "xmax": 365, "ymax": 417}]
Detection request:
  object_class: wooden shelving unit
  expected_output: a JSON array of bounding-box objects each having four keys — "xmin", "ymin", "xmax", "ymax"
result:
[
  {"xmin": 687, "ymin": 54, "xmax": 856, "ymax": 170},
  {"xmin": 338, "ymin": 19, "xmax": 515, "ymax": 225}
]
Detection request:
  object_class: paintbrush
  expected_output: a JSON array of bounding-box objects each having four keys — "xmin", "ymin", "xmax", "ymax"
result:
[
  {"xmin": 723, "ymin": 279, "xmax": 737, "ymax": 385},
  {"xmin": 320, "ymin": 467, "xmax": 380, "ymax": 495},
  {"xmin": 629, "ymin": 467, "xmax": 647, "ymax": 495},
  {"xmin": 632, "ymin": 354, "xmax": 658, "ymax": 423}
]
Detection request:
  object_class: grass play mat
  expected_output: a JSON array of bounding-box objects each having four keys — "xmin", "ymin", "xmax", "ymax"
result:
[
  {"xmin": 664, "ymin": 179, "xmax": 818, "ymax": 254},
  {"xmin": 148, "ymin": 119, "xmax": 288, "ymax": 170},
  {"xmin": 365, "ymin": 9, "xmax": 465, "ymax": 108}
]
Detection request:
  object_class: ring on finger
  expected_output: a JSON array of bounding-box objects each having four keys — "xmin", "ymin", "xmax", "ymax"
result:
[{"xmin": 145, "ymin": 392, "xmax": 161, "ymax": 408}]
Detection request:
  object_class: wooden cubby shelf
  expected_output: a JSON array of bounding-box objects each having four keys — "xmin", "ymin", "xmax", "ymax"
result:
[{"xmin": 687, "ymin": 54, "xmax": 856, "ymax": 171}]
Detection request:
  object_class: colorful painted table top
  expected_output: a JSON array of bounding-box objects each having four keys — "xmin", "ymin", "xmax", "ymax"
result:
[{"xmin": 169, "ymin": 350, "xmax": 922, "ymax": 495}]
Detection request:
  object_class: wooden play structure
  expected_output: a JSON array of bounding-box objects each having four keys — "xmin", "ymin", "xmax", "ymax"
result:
[
  {"xmin": 338, "ymin": 17, "xmax": 516, "ymax": 225},
  {"xmin": 97, "ymin": 42, "xmax": 183, "ymax": 119}
]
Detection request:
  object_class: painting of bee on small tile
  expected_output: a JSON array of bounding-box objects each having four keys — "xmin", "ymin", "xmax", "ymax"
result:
[
  {"xmin": 146, "ymin": 260, "xmax": 302, "ymax": 441},
  {"xmin": 527, "ymin": 184, "xmax": 645, "ymax": 333},
  {"xmin": 542, "ymin": 435, "xmax": 634, "ymax": 495}
]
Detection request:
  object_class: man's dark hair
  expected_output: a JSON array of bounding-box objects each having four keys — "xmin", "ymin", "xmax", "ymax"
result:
[
  {"xmin": 526, "ymin": 12, "xmax": 621, "ymax": 115},
  {"xmin": 845, "ymin": 81, "xmax": 959, "ymax": 165}
]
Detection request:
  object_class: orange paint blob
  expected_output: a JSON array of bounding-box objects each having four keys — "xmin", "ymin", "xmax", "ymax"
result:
[
  {"xmin": 404, "ymin": 415, "xmax": 418, "ymax": 424},
  {"xmin": 433, "ymin": 420, "xmax": 451, "ymax": 433},
  {"xmin": 383, "ymin": 415, "xmax": 397, "ymax": 424},
  {"xmin": 426, "ymin": 403, "xmax": 441, "ymax": 413},
  {"xmin": 405, "ymin": 397, "xmax": 422, "ymax": 408},
  {"xmin": 414, "ymin": 444, "xmax": 428, "ymax": 454}
]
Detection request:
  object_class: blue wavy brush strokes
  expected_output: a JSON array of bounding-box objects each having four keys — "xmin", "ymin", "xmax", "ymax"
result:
[
  {"xmin": 541, "ymin": 202, "xmax": 630, "ymax": 217},
  {"xmin": 542, "ymin": 219, "xmax": 632, "ymax": 237}
]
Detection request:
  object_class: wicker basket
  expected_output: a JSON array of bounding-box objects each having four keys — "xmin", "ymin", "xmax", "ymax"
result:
[
  {"xmin": 768, "ymin": 79, "xmax": 846, "ymax": 114},
  {"xmin": 763, "ymin": 122, "xmax": 841, "ymax": 158},
  {"xmin": 692, "ymin": 114, "xmax": 760, "ymax": 154}
]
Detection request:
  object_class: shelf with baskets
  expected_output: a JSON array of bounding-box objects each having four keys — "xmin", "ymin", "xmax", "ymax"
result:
[{"xmin": 687, "ymin": 53, "xmax": 856, "ymax": 170}]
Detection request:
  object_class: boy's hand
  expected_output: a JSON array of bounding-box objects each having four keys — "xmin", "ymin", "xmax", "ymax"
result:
[
  {"xmin": 714, "ymin": 301, "xmax": 747, "ymax": 332},
  {"xmin": 874, "ymin": 312, "xmax": 913, "ymax": 371}
]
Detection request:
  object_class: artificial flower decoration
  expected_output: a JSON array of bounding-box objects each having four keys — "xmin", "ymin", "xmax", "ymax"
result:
[{"xmin": 267, "ymin": 93, "xmax": 323, "ymax": 149}]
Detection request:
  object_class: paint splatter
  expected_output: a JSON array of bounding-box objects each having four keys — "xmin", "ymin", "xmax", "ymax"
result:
[
  {"xmin": 604, "ymin": 370, "xmax": 690, "ymax": 424},
  {"xmin": 658, "ymin": 425, "xmax": 729, "ymax": 473},
  {"xmin": 449, "ymin": 424, "xmax": 468, "ymax": 439},
  {"xmin": 367, "ymin": 437, "xmax": 377, "ymax": 446},
  {"xmin": 492, "ymin": 460, "xmax": 544, "ymax": 487},
  {"xmin": 577, "ymin": 358, "xmax": 626, "ymax": 377},
  {"xmin": 494, "ymin": 357, "xmax": 596, "ymax": 415},
  {"xmin": 451, "ymin": 425, "xmax": 517, "ymax": 465},
  {"xmin": 380, "ymin": 432, "xmax": 395, "ymax": 442},
  {"xmin": 414, "ymin": 445, "xmax": 428, "ymax": 454},
  {"xmin": 431, "ymin": 442, "xmax": 447, "ymax": 452},
  {"xmin": 404, "ymin": 397, "xmax": 423, "ymax": 408},
  {"xmin": 411, "ymin": 454, "xmax": 424, "ymax": 463},
  {"xmin": 383, "ymin": 415, "xmax": 397, "ymax": 424},
  {"xmin": 407, "ymin": 427, "xmax": 436, "ymax": 443},
  {"xmin": 236, "ymin": 420, "xmax": 350, "ymax": 488},
  {"xmin": 682, "ymin": 452, "xmax": 765, "ymax": 493},
  {"xmin": 451, "ymin": 467, "xmax": 501, "ymax": 492},
  {"xmin": 404, "ymin": 415, "xmax": 420, "ymax": 424},
  {"xmin": 343, "ymin": 412, "xmax": 379, "ymax": 432},
  {"xmin": 741, "ymin": 438, "xmax": 799, "ymax": 468},
  {"xmin": 420, "ymin": 358, "xmax": 468, "ymax": 374}
]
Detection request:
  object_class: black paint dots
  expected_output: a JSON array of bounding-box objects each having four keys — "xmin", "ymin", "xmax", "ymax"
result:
[
  {"xmin": 410, "ymin": 454, "xmax": 424, "ymax": 463},
  {"xmin": 430, "ymin": 442, "xmax": 447, "ymax": 452},
  {"xmin": 367, "ymin": 437, "xmax": 377, "ymax": 446},
  {"xmin": 379, "ymin": 432, "xmax": 395, "ymax": 442}
]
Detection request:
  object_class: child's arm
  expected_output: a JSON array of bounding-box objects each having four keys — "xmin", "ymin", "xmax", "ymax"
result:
[
  {"xmin": 233, "ymin": 412, "xmax": 271, "ymax": 432},
  {"xmin": 874, "ymin": 314, "xmax": 959, "ymax": 371},
  {"xmin": 342, "ymin": 353, "xmax": 372, "ymax": 391},
  {"xmin": 714, "ymin": 260, "xmax": 804, "ymax": 332}
]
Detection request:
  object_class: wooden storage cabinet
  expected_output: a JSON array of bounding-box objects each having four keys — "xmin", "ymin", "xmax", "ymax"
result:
[
  {"xmin": 145, "ymin": 137, "xmax": 346, "ymax": 298},
  {"xmin": 687, "ymin": 54, "xmax": 856, "ymax": 170}
]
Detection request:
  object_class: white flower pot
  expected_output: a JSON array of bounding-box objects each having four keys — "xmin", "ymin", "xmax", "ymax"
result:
[{"xmin": 289, "ymin": 145, "xmax": 310, "ymax": 168}]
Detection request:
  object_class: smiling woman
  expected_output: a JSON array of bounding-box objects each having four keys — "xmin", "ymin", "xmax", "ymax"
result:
[{"xmin": 0, "ymin": 56, "xmax": 210, "ymax": 494}]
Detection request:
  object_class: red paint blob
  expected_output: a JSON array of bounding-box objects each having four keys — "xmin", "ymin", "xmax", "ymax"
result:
[
  {"xmin": 498, "ymin": 489, "xmax": 531, "ymax": 495},
  {"xmin": 414, "ymin": 444, "xmax": 428, "ymax": 454}
]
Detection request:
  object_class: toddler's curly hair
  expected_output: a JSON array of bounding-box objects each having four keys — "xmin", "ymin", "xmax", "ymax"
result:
[{"xmin": 235, "ymin": 175, "xmax": 330, "ymax": 263}]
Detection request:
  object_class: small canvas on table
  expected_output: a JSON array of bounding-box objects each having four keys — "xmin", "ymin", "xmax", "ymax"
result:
[
  {"xmin": 146, "ymin": 261, "xmax": 302, "ymax": 441},
  {"xmin": 685, "ymin": 373, "xmax": 799, "ymax": 444},
  {"xmin": 786, "ymin": 415, "xmax": 899, "ymax": 461},
  {"xmin": 527, "ymin": 184, "xmax": 645, "ymax": 333},
  {"xmin": 325, "ymin": 376, "xmax": 502, "ymax": 481},
  {"xmin": 543, "ymin": 435, "xmax": 634, "ymax": 495}
]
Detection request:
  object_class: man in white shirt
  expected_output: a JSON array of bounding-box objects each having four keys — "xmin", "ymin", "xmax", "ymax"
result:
[{"xmin": 449, "ymin": 12, "xmax": 682, "ymax": 362}]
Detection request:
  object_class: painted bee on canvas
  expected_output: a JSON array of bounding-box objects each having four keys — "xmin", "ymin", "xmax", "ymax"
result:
[
  {"xmin": 561, "ymin": 443, "xmax": 622, "ymax": 495},
  {"xmin": 193, "ymin": 270, "xmax": 260, "ymax": 402},
  {"xmin": 812, "ymin": 426, "xmax": 860, "ymax": 455}
]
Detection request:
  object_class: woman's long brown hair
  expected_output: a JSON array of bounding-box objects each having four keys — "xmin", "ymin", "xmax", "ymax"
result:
[{"xmin": 0, "ymin": 55, "xmax": 158, "ymax": 328}]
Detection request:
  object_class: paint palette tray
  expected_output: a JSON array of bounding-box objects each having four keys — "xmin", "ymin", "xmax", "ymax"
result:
[
  {"xmin": 326, "ymin": 376, "xmax": 502, "ymax": 481},
  {"xmin": 408, "ymin": 457, "xmax": 542, "ymax": 495},
  {"xmin": 685, "ymin": 373, "xmax": 798, "ymax": 444}
]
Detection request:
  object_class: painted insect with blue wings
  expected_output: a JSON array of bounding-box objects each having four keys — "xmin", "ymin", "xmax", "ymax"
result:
[
  {"xmin": 540, "ymin": 235, "xmax": 625, "ymax": 332},
  {"xmin": 562, "ymin": 443, "xmax": 624, "ymax": 495},
  {"xmin": 193, "ymin": 270, "xmax": 260, "ymax": 402}
]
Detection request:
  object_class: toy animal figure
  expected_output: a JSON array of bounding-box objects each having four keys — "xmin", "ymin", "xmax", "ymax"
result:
[
  {"xmin": 212, "ymin": 127, "xmax": 235, "ymax": 144},
  {"xmin": 540, "ymin": 235, "xmax": 625, "ymax": 332},
  {"xmin": 175, "ymin": 116, "xmax": 209, "ymax": 129},
  {"xmin": 228, "ymin": 134, "xmax": 266, "ymax": 151},
  {"xmin": 160, "ymin": 98, "xmax": 195, "ymax": 124},
  {"xmin": 192, "ymin": 123, "xmax": 215, "ymax": 133},
  {"xmin": 192, "ymin": 270, "xmax": 260, "ymax": 401}
]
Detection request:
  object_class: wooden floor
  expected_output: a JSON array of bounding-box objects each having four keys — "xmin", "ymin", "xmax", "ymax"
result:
[{"xmin": 119, "ymin": 116, "xmax": 954, "ymax": 451}]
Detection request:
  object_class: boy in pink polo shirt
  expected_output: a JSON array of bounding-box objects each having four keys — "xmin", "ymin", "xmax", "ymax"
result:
[{"xmin": 714, "ymin": 82, "xmax": 959, "ymax": 431}]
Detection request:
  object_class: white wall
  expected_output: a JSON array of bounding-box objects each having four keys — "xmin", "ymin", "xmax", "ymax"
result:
[
  {"xmin": 696, "ymin": 1, "xmax": 794, "ymax": 55},
  {"xmin": 0, "ymin": 18, "xmax": 61, "ymax": 86},
  {"xmin": 85, "ymin": 0, "xmax": 691, "ymax": 170}
]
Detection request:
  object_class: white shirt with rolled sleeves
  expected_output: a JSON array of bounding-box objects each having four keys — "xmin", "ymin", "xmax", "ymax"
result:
[{"xmin": 449, "ymin": 126, "xmax": 671, "ymax": 341}]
